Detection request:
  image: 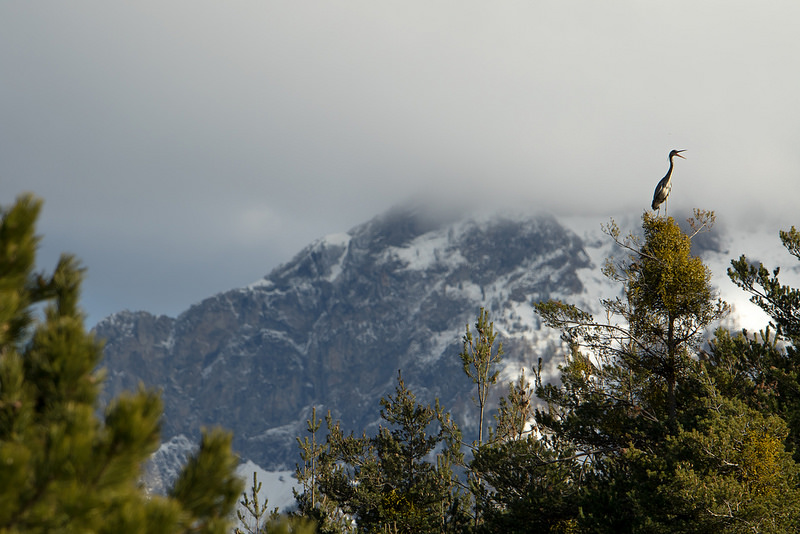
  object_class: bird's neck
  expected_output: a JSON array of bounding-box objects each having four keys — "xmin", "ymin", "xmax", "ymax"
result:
[{"xmin": 665, "ymin": 156, "xmax": 675, "ymax": 179}]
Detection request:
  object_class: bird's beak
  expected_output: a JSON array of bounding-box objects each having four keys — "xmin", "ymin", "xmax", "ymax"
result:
[{"xmin": 675, "ymin": 150, "xmax": 686, "ymax": 159}]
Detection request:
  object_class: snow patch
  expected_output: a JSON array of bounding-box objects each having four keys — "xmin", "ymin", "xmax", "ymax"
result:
[
  {"xmin": 158, "ymin": 332, "xmax": 175, "ymax": 351},
  {"xmin": 235, "ymin": 461, "xmax": 300, "ymax": 515},
  {"xmin": 324, "ymin": 233, "xmax": 351, "ymax": 282},
  {"xmin": 246, "ymin": 278, "xmax": 274, "ymax": 290},
  {"xmin": 322, "ymin": 232, "xmax": 351, "ymax": 248}
]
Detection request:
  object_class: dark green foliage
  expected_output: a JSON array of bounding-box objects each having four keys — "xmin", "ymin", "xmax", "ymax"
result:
[
  {"xmin": 705, "ymin": 326, "xmax": 800, "ymax": 461},
  {"xmin": 727, "ymin": 226, "xmax": 800, "ymax": 461},
  {"xmin": 0, "ymin": 194, "xmax": 242, "ymax": 533},
  {"xmin": 667, "ymin": 394, "xmax": 800, "ymax": 533},
  {"xmin": 471, "ymin": 437, "xmax": 580, "ymax": 533},
  {"xmin": 576, "ymin": 385, "xmax": 800, "ymax": 533},
  {"xmin": 309, "ymin": 372, "xmax": 469, "ymax": 533}
]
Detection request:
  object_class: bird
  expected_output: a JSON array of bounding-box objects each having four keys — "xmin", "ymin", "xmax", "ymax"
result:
[{"xmin": 651, "ymin": 149, "xmax": 686, "ymax": 215}]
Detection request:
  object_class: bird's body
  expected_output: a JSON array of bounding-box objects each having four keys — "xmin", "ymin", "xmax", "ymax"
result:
[
  {"xmin": 651, "ymin": 176, "xmax": 672, "ymax": 211},
  {"xmin": 651, "ymin": 149, "xmax": 686, "ymax": 213}
]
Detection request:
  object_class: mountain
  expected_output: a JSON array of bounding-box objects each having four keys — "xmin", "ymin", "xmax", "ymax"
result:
[
  {"xmin": 95, "ymin": 206, "xmax": 798, "ymax": 482},
  {"xmin": 96, "ymin": 206, "xmax": 594, "ymax": 470}
]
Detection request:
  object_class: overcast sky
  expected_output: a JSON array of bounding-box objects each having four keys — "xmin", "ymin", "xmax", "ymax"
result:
[{"xmin": 2, "ymin": 2, "xmax": 799, "ymax": 326}]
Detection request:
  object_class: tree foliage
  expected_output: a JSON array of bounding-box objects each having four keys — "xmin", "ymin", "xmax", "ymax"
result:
[
  {"xmin": 459, "ymin": 307, "xmax": 504, "ymax": 446},
  {"xmin": 726, "ymin": 226, "xmax": 800, "ymax": 461},
  {"xmin": 470, "ymin": 435, "xmax": 580, "ymax": 533},
  {"xmin": 297, "ymin": 372, "xmax": 469, "ymax": 533},
  {"xmin": 236, "ymin": 471, "xmax": 315, "ymax": 534},
  {"xmin": 729, "ymin": 226, "xmax": 800, "ymax": 339},
  {"xmin": 531, "ymin": 212, "xmax": 800, "ymax": 531},
  {"xmin": 0, "ymin": 194, "xmax": 242, "ymax": 534},
  {"xmin": 535, "ymin": 213, "xmax": 726, "ymax": 456}
]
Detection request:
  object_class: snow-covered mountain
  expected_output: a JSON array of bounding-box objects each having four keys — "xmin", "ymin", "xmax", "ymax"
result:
[{"xmin": 95, "ymin": 206, "xmax": 799, "ymax": 498}]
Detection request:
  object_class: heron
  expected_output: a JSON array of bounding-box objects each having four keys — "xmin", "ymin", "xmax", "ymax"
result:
[{"xmin": 651, "ymin": 149, "xmax": 686, "ymax": 215}]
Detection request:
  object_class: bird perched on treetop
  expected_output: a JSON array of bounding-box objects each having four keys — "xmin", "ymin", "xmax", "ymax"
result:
[{"xmin": 651, "ymin": 149, "xmax": 686, "ymax": 214}]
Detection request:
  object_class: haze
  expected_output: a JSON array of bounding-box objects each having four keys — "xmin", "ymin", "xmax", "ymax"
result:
[{"xmin": 2, "ymin": 2, "xmax": 798, "ymax": 326}]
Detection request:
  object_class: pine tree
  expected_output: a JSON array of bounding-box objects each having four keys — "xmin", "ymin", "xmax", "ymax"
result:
[
  {"xmin": 470, "ymin": 436, "xmax": 580, "ymax": 534},
  {"xmin": 533, "ymin": 212, "xmax": 800, "ymax": 531},
  {"xmin": 470, "ymin": 362, "xmax": 581, "ymax": 532},
  {"xmin": 727, "ymin": 226, "xmax": 800, "ymax": 459},
  {"xmin": 459, "ymin": 308, "xmax": 503, "ymax": 446},
  {"xmin": 491, "ymin": 367, "xmax": 536, "ymax": 443},
  {"xmin": 729, "ymin": 226, "xmax": 800, "ymax": 339},
  {"xmin": 315, "ymin": 372, "xmax": 469, "ymax": 533},
  {"xmin": 294, "ymin": 407, "xmax": 349, "ymax": 533},
  {"xmin": 0, "ymin": 194, "xmax": 242, "ymax": 533},
  {"xmin": 535, "ymin": 212, "xmax": 726, "ymax": 450}
]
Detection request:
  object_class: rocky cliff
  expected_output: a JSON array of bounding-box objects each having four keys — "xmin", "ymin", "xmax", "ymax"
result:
[{"xmin": 96, "ymin": 206, "xmax": 592, "ymax": 470}]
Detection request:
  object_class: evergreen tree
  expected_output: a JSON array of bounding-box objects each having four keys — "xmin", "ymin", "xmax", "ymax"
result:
[
  {"xmin": 469, "ymin": 362, "xmax": 582, "ymax": 533},
  {"xmin": 457, "ymin": 308, "xmax": 506, "ymax": 528},
  {"xmin": 314, "ymin": 372, "xmax": 469, "ymax": 533},
  {"xmin": 490, "ymin": 367, "xmax": 536, "ymax": 443},
  {"xmin": 535, "ymin": 212, "xmax": 726, "ymax": 449},
  {"xmin": 470, "ymin": 438, "xmax": 580, "ymax": 533},
  {"xmin": 236, "ymin": 470, "xmax": 278, "ymax": 534},
  {"xmin": 0, "ymin": 194, "xmax": 242, "ymax": 533},
  {"xmin": 727, "ymin": 225, "xmax": 800, "ymax": 459},
  {"xmin": 533, "ymin": 212, "xmax": 800, "ymax": 531},
  {"xmin": 459, "ymin": 307, "xmax": 504, "ymax": 446},
  {"xmin": 729, "ymin": 226, "xmax": 800, "ymax": 338},
  {"xmin": 294, "ymin": 408, "xmax": 351, "ymax": 533}
]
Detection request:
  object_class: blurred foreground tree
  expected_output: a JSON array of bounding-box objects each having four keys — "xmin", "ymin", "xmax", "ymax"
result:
[{"xmin": 0, "ymin": 194, "xmax": 242, "ymax": 534}]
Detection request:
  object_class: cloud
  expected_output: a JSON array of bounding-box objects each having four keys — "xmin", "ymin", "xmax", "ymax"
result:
[{"xmin": 2, "ymin": 2, "xmax": 799, "ymax": 325}]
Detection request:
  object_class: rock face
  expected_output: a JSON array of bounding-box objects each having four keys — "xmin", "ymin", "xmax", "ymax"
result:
[
  {"xmin": 95, "ymin": 206, "xmax": 592, "ymax": 470},
  {"xmin": 142, "ymin": 434, "xmax": 196, "ymax": 495}
]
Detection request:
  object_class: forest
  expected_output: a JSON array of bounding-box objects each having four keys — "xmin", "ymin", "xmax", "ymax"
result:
[{"xmin": 2, "ymin": 194, "xmax": 800, "ymax": 533}]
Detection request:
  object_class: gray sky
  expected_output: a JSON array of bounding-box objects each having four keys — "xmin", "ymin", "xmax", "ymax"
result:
[{"xmin": 2, "ymin": 2, "xmax": 799, "ymax": 326}]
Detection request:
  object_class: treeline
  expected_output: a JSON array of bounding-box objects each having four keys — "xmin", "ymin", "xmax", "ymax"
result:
[
  {"xmin": 249, "ymin": 211, "xmax": 800, "ymax": 533},
  {"xmin": 2, "ymin": 195, "xmax": 800, "ymax": 533}
]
